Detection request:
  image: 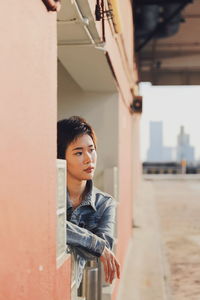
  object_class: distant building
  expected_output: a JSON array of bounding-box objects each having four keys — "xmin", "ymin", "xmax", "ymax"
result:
[
  {"xmin": 163, "ymin": 146, "xmax": 173, "ymax": 161},
  {"xmin": 147, "ymin": 121, "xmax": 163, "ymax": 161},
  {"xmin": 146, "ymin": 123, "xmax": 196, "ymax": 164},
  {"xmin": 176, "ymin": 126, "xmax": 195, "ymax": 163},
  {"xmin": 147, "ymin": 121, "xmax": 173, "ymax": 162}
]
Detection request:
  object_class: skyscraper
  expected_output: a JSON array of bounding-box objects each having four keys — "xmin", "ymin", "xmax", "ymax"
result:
[
  {"xmin": 176, "ymin": 126, "xmax": 195, "ymax": 163},
  {"xmin": 147, "ymin": 121, "xmax": 163, "ymax": 162}
]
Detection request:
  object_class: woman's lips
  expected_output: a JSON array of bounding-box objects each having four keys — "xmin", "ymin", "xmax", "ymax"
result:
[{"xmin": 84, "ymin": 167, "xmax": 94, "ymax": 173}]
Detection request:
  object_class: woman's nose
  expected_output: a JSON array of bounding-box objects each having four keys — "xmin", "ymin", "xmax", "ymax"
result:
[{"xmin": 83, "ymin": 152, "xmax": 92, "ymax": 164}]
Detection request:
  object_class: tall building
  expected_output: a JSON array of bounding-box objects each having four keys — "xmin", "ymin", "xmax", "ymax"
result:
[
  {"xmin": 147, "ymin": 121, "xmax": 173, "ymax": 162},
  {"xmin": 147, "ymin": 123, "xmax": 195, "ymax": 163},
  {"xmin": 176, "ymin": 126, "xmax": 195, "ymax": 163},
  {"xmin": 147, "ymin": 121, "xmax": 174, "ymax": 162},
  {"xmin": 147, "ymin": 121, "xmax": 163, "ymax": 161}
]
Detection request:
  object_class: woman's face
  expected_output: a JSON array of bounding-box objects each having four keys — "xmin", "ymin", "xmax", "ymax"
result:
[{"xmin": 65, "ymin": 134, "xmax": 97, "ymax": 181}]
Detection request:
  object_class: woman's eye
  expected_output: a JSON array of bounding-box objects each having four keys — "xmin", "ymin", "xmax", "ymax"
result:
[
  {"xmin": 75, "ymin": 152, "xmax": 82, "ymax": 156},
  {"xmin": 90, "ymin": 148, "xmax": 95, "ymax": 152}
]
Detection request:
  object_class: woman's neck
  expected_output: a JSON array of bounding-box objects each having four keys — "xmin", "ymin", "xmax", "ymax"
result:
[{"xmin": 67, "ymin": 177, "xmax": 87, "ymax": 208}]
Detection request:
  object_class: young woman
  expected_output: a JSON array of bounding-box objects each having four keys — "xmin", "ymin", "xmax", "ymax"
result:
[{"xmin": 57, "ymin": 116, "xmax": 120, "ymax": 288}]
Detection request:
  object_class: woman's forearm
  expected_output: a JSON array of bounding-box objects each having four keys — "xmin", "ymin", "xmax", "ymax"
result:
[
  {"xmin": 70, "ymin": 245, "xmax": 97, "ymax": 261},
  {"xmin": 67, "ymin": 221, "xmax": 106, "ymax": 257}
]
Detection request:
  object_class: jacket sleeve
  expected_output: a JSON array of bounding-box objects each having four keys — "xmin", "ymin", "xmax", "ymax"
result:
[
  {"xmin": 66, "ymin": 197, "xmax": 116, "ymax": 259},
  {"xmin": 69, "ymin": 245, "xmax": 97, "ymax": 261},
  {"xmin": 66, "ymin": 221, "xmax": 106, "ymax": 257},
  {"xmin": 93, "ymin": 198, "xmax": 116, "ymax": 250}
]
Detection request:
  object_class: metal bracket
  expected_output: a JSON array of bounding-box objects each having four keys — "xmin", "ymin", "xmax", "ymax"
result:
[{"xmin": 95, "ymin": 3, "xmax": 113, "ymax": 21}]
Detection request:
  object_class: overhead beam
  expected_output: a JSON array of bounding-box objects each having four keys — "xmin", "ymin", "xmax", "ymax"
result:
[
  {"xmin": 152, "ymin": 42, "xmax": 200, "ymax": 48},
  {"xmin": 140, "ymin": 49, "xmax": 200, "ymax": 60},
  {"xmin": 140, "ymin": 69, "xmax": 200, "ymax": 85},
  {"xmin": 134, "ymin": 0, "xmax": 192, "ymax": 5},
  {"xmin": 135, "ymin": 0, "xmax": 192, "ymax": 52}
]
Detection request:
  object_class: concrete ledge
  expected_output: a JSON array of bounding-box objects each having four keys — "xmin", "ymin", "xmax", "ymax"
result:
[{"xmin": 143, "ymin": 174, "xmax": 200, "ymax": 181}]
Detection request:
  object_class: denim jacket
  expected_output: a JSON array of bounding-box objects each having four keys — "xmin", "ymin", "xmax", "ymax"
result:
[{"xmin": 66, "ymin": 180, "xmax": 116, "ymax": 287}]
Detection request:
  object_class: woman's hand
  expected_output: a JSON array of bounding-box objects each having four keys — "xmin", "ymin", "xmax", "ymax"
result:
[
  {"xmin": 100, "ymin": 246, "xmax": 120, "ymax": 284},
  {"xmin": 42, "ymin": 0, "xmax": 61, "ymax": 11}
]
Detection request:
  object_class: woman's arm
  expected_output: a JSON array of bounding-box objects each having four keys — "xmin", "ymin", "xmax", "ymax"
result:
[
  {"xmin": 69, "ymin": 245, "xmax": 97, "ymax": 261},
  {"xmin": 93, "ymin": 201, "xmax": 120, "ymax": 283},
  {"xmin": 67, "ymin": 198, "xmax": 115, "ymax": 255},
  {"xmin": 67, "ymin": 200, "xmax": 115, "ymax": 260},
  {"xmin": 67, "ymin": 221, "xmax": 106, "ymax": 257},
  {"xmin": 67, "ymin": 198, "xmax": 120, "ymax": 283},
  {"xmin": 93, "ymin": 202, "xmax": 116, "ymax": 250}
]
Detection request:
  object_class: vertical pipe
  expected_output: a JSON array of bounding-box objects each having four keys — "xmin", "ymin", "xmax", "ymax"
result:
[{"xmin": 85, "ymin": 266, "xmax": 99, "ymax": 300}]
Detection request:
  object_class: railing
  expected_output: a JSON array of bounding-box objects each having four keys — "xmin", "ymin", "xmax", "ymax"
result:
[
  {"xmin": 71, "ymin": 258, "xmax": 101, "ymax": 300},
  {"xmin": 143, "ymin": 163, "xmax": 200, "ymax": 174}
]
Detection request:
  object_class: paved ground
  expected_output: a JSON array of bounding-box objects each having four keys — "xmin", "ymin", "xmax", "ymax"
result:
[
  {"xmin": 118, "ymin": 175, "xmax": 200, "ymax": 300},
  {"xmin": 154, "ymin": 176, "xmax": 200, "ymax": 300}
]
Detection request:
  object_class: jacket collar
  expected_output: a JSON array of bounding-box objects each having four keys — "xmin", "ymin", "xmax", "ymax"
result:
[{"xmin": 67, "ymin": 180, "xmax": 96, "ymax": 211}]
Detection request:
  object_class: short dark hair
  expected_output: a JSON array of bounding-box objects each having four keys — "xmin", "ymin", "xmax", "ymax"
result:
[{"xmin": 57, "ymin": 116, "xmax": 97, "ymax": 159}]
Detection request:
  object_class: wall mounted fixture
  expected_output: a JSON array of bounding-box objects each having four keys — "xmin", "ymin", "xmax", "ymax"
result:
[
  {"xmin": 95, "ymin": 0, "xmax": 113, "ymax": 21},
  {"xmin": 130, "ymin": 96, "xmax": 143, "ymax": 113}
]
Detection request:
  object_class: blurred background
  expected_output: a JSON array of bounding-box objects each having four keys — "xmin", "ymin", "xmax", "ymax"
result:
[{"xmin": 140, "ymin": 84, "xmax": 200, "ymax": 173}]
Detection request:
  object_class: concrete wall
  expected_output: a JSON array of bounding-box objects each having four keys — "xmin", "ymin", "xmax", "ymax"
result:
[
  {"xmin": 57, "ymin": 1, "xmax": 141, "ymax": 299},
  {"xmin": 57, "ymin": 1, "xmax": 141, "ymax": 298},
  {"xmin": 58, "ymin": 60, "xmax": 141, "ymax": 300},
  {"xmin": 0, "ymin": 2, "xmax": 71, "ymax": 300},
  {"xmin": 58, "ymin": 61, "xmax": 118, "ymax": 189}
]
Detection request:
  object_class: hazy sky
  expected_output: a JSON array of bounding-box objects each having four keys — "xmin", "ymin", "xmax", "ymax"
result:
[{"xmin": 140, "ymin": 83, "xmax": 200, "ymax": 162}]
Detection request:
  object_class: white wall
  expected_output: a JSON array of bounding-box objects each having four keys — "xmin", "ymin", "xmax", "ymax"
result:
[{"xmin": 57, "ymin": 61, "xmax": 119, "ymax": 189}]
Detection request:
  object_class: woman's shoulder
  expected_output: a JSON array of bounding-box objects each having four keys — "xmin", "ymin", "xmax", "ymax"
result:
[
  {"xmin": 92, "ymin": 186, "xmax": 116, "ymax": 210},
  {"xmin": 93, "ymin": 186, "xmax": 112, "ymax": 198}
]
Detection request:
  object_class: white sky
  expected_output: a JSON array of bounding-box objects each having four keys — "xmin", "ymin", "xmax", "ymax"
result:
[{"xmin": 140, "ymin": 83, "xmax": 200, "ymax": 162}]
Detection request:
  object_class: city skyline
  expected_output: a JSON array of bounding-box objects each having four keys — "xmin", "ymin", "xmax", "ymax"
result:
[
  {"xmin": 140, "ymin": 83, "xmax": 200, "ymax": 162},
  {"xmin": 146, "ymin": 121, "xmax": 195, "ymax": 163}
]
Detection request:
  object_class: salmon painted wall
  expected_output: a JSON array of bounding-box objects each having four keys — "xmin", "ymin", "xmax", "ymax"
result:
[
  {"xmin": 0, "ymin": 1, "xmax": 70, "ymax": 300},
  {"xmin": 101, "ymin": 2, "xmax": 140, "ymax": 299},
  {"xmin": 117, "ymin": 97, "xmax": 133, "ymax": 255},
  {"xmin": 118, "ymin": 0, "xmax": 135, "ymax": 72},
  {"xmin": 104, "ymin": 0, "xmax": 136, "ymax": 265},
  {"xmin": 111, "ymin": 94, "xmax": 133, "ymax": 300},
  {"xmin": 132, "ymin": 114, "xmax": 142, "ymax": 203}
]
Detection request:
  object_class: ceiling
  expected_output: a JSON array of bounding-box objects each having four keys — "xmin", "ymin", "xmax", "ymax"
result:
[
  {"xmin": 136, "ymin": 0, "xmax": 200, "ymax": 85},
  {"xmin": 57, "ymin": 0, "xmax": 116, "ymax": 92}
]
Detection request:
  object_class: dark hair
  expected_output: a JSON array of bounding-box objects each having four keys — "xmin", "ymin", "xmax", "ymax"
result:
[{"xmin": 57, "ymin": 116, "xmax": 97, "ymax": 159}]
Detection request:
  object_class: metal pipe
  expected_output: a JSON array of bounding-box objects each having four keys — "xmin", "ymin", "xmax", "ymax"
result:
[
  {"xmin": 71, "ymin": 0, "xmax": 95, "ymax": 45},
  {"xmin": 85, "ymin": 267, "xmax": 99, "ymax": 300},
  {"xmin": 69, "ymin": 0, "xmax": 106, "ymax": 50}
]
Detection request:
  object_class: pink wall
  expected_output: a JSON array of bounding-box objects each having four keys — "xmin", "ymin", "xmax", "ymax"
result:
[
  {"xmin": 0, "ymin": 1, "xmax": 70, "ymax": 299},
  {"xmin": 101, "ymin": 3, "xmax": 140, "ymax": 299},
  {"xmin": 104, "ymin": 1, "xmax": 137, "ymax": 264},
  {"xmin": 118, "ymin": 0, "xmax": 135, "ymax": 72},
  {"xmin": 112, "ymin": 95, "xmax": 133, "ymax": 300}
]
